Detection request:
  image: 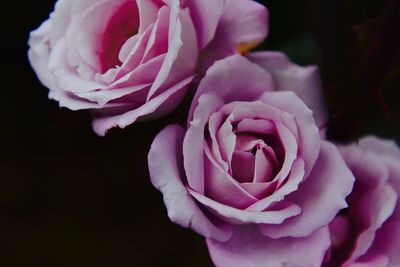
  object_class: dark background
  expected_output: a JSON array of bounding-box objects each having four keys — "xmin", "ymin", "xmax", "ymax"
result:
[{"xmin": 1, "ymin": 0, "xmax": 399, "ymax": 266}]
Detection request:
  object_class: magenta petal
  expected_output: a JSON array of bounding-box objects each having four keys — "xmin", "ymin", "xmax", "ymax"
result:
[
  {"xmin": 248, "ymin": 51, "xmax": 327, "ymax": 130},
  {"xmin": 148, "ymin": 124, "xmax": 232, "ymax": 242},
  {"xmin": 231, "ymin": 151, "xmax": 255, "ymax": 183},
  {"xmin": 260, "ymin": 141, "xmax": 354, "ymax": 238},
  {"xmin": 207, "ymin": 226, "xmax": 330, "ymax": 267}
]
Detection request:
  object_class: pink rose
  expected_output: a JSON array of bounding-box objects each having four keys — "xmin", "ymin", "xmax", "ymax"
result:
[
  {"xmin": 325, "ymin": 137, "xmax": 400, "ymax": 267},
  {"xmin": 28, "ymin": 0, "xmax": 268, "ymax": 135},
  {"xmin": 148, "ymin": 54, "xmax": 355, "ymax": 266}
]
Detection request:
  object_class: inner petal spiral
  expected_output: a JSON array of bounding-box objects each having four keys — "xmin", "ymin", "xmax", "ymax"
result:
[{"xmin": 100, "ymin": 1, "xmax": 140, "ymax": 73}]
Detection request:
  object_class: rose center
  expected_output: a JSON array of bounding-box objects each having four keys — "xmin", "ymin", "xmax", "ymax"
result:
[
  {"xmin": 100, "ymin": 1, "xmax": 140, "ymax": 73},
  {"xmin": 231, "ymin": 132, "xmax": 280, "ymax": 184}
]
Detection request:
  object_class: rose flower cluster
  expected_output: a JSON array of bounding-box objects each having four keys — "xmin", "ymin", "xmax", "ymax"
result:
[{"xmin": 28, "ymin": 0, "xmax": 400, "ymax": 266}]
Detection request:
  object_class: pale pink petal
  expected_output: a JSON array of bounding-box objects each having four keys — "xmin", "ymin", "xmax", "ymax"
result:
[
  {"xmin": 48, "ymin": 38, "xmax": 105, "ymax": 93},
  {"xmin": 141, "ymin": 6, "xmax": 169, "ymax": 63},
  {"xmin": 75, "ymin": 83, "xmax": 151, "ymax": 106},
  {"xmin": 189, "ymin": 188, "xmax": 301, "ymax": 225},
  {"xmin": 113, "ymin": 24, "xmax": 154, "ymax": 80},
  {"xmin": 185, "ymin": 0, "xmax": 224, "ymax": 49},
  {"xmin": 110, "ymin": 54, "xmax": 166, "ymax": 88},
  {"xmin": 183, "ymin": 92, "xmax": 225, "ymax": 194},
  {"xmin": 358, "ymin": 136, "xmax": 400, "ymax": 162},
  {"xmin": 198, "ymin": 0, "xmax": 268, "ymax": 70},
  {"xmin": 207, "ymin": 112, "xmax": 230, "ymax": 172},
  {"xmin": 136, "ymin": 0, "xmax": 161, "ymax": 34},
  {"xmin": 28, "ymin": 21, "xmax": 58, "ymax": 90},
  {"xmin": 207, "ymin": 226, "xmax": 330, "ymax": 267},
  {"xmin": 147, "ymin": 7, "xmax": 198, "ymax": 100},
  {"xmin": 189, "ymin": 55, "xmax": 274, "ymax": 122},
  {"xmin": 344, "ymin": 183, "xmax": 396, "ymax": 265},
  {"xmin": 148, "ymin": 124, "xmax": 233, "ymax": 242},
  {"xmin": 92, "ymin": 75, "xmax": 193, "ymax": 135},
  {"xmin": 259, "ymin": 141, "xmax": 355, "ymax": 238},
  {"xmin": 248, "ymin": 51, "xmax": 327, "ymax": 129},
  {"xmin": 216, "ymin": 118, "xmax": 236, "ymax": 168},
  {"xmin": 49, "ymin": 0, "xmax": 73, "ymax": 47},
  {"xmin": 259, "ymin": 91, "xmax": 320, "ymax": 177}
]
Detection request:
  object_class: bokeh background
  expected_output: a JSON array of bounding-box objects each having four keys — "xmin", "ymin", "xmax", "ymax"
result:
[{"xmin": 1, "ymin": 0, "xmax": 399, "ymax": 266}]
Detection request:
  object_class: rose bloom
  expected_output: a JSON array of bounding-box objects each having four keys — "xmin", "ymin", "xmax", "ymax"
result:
[
  {"xmin": 148, "ymin": 54, "xmax": 355, "ymax": 267},
  {"xmin": 325, "ymin": 137, "xmax": 400, "ymax": 267},
  {"xmin": 28, "ymin": 0, "xmax": 267, "ymax": 135}
]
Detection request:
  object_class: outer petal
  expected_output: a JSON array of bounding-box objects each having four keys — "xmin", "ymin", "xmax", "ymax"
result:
[
  {"xmin": 183, "ymin": 92, "xmax": 225, "ymax": 194},
  {"xmin": 92, "ymin": 75, "xmax": 193, "ymax": 135},
  {"xmin": 185, "ymin": 0, "xmax": 224, "ymax": 49},
  {"xmin": 207, "ymin": 226, "xmax": 330, "ymax": 267},
  {"xmin": 28, "ymin": 21, "xmax": 58, "ymax": 90},
  {"xmin": 198, "ymin": 0, "xmax": 268, "ymax": 70},
  {"xmin": 189, "ymin": 55, "xmax": 274, "ymax": 122},
  {"xmin": 248, "ymin": 51, "xmax": 327, "ymax": 129},
  {"xmin": 148, "ymin": 124, "xmax": 232, "ymax": 242},
  {"xmin": 357, "ymin": 136, "xmax": 400, "ymax": 162},
  {"xmin": 259, "ymin": 141, "xmax": 355, "ymax": 238}
]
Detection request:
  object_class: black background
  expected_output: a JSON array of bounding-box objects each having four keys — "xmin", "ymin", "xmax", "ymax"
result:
[{"xmin": 1, "ymin": 0, "xmax": 399, "ymax": 266}]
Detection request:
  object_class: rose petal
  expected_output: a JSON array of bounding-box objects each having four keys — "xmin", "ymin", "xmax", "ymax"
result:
[
  {"xmin": 259, "ymin": 91, "xmax": 320, "ymax": 177},
  {"xmin": 204, "ymin": 143, "xmax": 258, "ymax": 209},
  {"xmin": 92, "ymin": 75, "xmax": 193, "ymax": 135},
  {"xmin": 183, "ymin": 92, "xmax": 225, "ymax": 194},
  {"xmin": 148, "ymin": 124, "xmax": 233, "ymax": 242},
  {"xmin": 207, "ymin": 226, "xmax": 330, "ymax": 267},
  {"xmin": 198, "ymin": 0, "xmax": 268, "ymax": 70},
  {"xmin": 185, "ymin": 0, "xmax": 224, "ymax": 49},
  {"xmin": 248, "ymin": 51, "xmax": 327, "ymax": 130},
  {"xmin": 146, "ymin": 4, "xmax": 198, "ymax": 100},
  {"xmin": 231, "ymin": 151, "xmax": 255, "ymax": 183},
  {"xmin": 189, "ymin": 188, "xmax": 301, "ymax": 225},
  {"xmin": 259, "ymin": 141, "xmax": 355, "ymax": 238},
  {"xmin": 189, "ymin": 55, "xmax": 274, "ymax": 122}
]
